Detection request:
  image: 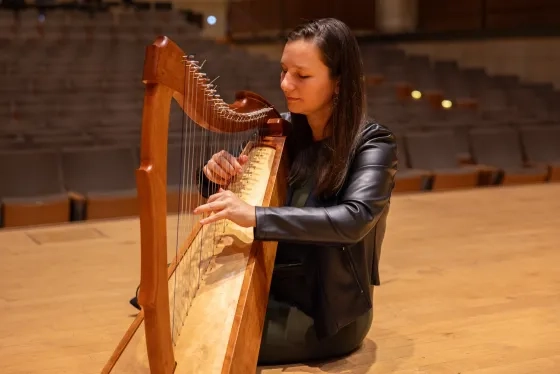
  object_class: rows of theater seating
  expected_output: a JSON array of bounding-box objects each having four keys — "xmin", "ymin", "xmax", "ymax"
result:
[
  {"xmin": 358, "ymin": 45, "xmax": 560, "ymax": 192},
  {"xmin": 1, "ymin": 122, "xmax": 558, "ymax": 228},
  {"xmin": 393, "ymin": 124, "xmax": 560, "ymax": 192},
  {"xmin": 0, "ymin": 141, "xmax": 217, "ymax": 228},
  {"xmin": 1, "ymin": 8, "xmax": 560, "ymax": 228},
  {"xmin": 0, "ymin": 7, "xmax": 286, "ymax": 158}
]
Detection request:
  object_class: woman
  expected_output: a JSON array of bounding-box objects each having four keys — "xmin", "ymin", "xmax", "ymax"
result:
[{"xmin": 194, "ymin": 18, "xmax": 398, "ymax": 365}]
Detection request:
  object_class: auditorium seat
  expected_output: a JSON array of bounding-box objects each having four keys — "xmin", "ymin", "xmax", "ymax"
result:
[
  {"xmin": 30, "ymin": 133, "xmax": 96, "ymax": 149},
  {"xmin": 404, "ymin": 130, "xmax": 482, "ymax": 190},
  {"xmin": 519, "ymin": 125, "xmax": 560, "ymax": 181},
  {"xmin": 433, "ymin": 60, "xmax": 478, "ymax": 109},
  {"xmin": 404, "ymin": 54, "xmax": 447, "ymax": 109},
  {"xmin": 361, "ymin": 45, "xmax": 407, "ymax": 87},
  {"xmin": 61, "ymin": 145, "xmax": 139, "ymax": 220},
  {"xmin": 392, "ymin": 134, "xmax": 433, "ymax": 193},
  {"xmin": 0, "ymin": 136, "xmax": 25, "ymax": 150},
  {"xmin": 0, "ymin": 149, "xmax": 69, "ymax": 228},
  {"xmin": 429, "ymin": 107, "xmax": 481, "ymax": 163},
  {"xmin": 469, "ymin": 126, "xmax": 549, "ymax": 185}
]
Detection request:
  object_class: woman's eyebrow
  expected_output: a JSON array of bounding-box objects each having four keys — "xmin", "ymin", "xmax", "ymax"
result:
[{"xmin": 281, "ymin": 62, "xmax": 308, "ymax": 70}]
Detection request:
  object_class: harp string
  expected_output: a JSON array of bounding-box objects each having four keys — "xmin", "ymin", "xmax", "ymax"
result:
[
  {"xmin": 169, "ymin": 52, "xmax": 272, "ymax": 348},
  {"xmin": 173, "ymin": 54, "xmax": 188, "ymax": 344},
  {"xmin": 187, "ymin": 54, "xmax": 200, "ymax": 341},
  {"xmin": 222, "ymin": 104, "xmax": 235, "ymax": 233},
  {"xmin": 170, "ymin": 53, "xmax": 201, "ymax": 344},
  {"xmin": 198, "ymin": 56, "xmax": 209, "ymax": 296},
  {"xmin": 209, "ymin": 73, "xmax": 220, "ymax": 252},
  {"xmin": 171, "ymin": 54, "xmax": 188, "ymax": 344}
]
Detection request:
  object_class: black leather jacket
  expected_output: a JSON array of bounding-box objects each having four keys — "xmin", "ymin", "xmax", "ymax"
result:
[{"xmin": 197, "ymin": 114, "xmax": 398, "ymax": 339}]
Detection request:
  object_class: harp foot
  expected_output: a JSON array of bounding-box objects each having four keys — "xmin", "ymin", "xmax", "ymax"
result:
[{"xmin": 130, "ymin": 285, "xmax": 141, "ymax": 310}]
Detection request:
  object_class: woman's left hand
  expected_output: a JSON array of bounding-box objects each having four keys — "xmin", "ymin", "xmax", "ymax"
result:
[{"xmin": 193, "ymin": 188, "xmax": 256, "ymax": 228}]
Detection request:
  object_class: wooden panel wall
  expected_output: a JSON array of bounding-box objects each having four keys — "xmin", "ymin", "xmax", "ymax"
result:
[
  {"xmin": 227, "ymin": 0, "xmax": 284, "ymax": 35},
  {"xmin": 485, "ymin": 0, "xmax": 560, "ymax": 29},
  {"xmin": 227, "ymin": 0, "xmax": 376, "ymax": 38},
  {"xmin": 228, "ymin": 0, "xmax": 560, "ymax": 39},
  {"xmin": 416, "ymin": 0, "xmax": 560, "ymax": 33},
  {"xmin": 417, "ymin": 0, "xmax": 484, "ymax": 32},
  {"xmin": 298, "ymin": 0, "xmax": 376, "ymax": 32}
]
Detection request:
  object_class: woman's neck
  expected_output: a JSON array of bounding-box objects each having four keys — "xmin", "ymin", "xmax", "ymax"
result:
[{"xmin": 306, "ymin": 109, "xmax": 332, "ymax": 141}]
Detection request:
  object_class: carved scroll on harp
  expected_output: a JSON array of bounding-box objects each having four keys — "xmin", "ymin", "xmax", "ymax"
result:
[{"xmin": 100, "ymin": 36, "xmax": 290, "ymax": 374}]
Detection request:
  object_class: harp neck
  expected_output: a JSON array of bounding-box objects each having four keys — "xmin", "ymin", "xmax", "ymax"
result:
[{"xmin": 143, "ymin": 36, "xmax": 282, "ymax": 133}]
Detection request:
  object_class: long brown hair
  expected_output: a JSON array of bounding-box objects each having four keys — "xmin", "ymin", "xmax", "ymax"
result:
[{"xmin": 285, "ymin": 18, "xmax": 367, "ymax": 199}]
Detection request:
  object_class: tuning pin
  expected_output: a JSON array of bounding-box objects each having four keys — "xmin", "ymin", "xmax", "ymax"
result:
[{"xmin": 190, "ymin": 63, "xmax": 201, "ymax": 71}]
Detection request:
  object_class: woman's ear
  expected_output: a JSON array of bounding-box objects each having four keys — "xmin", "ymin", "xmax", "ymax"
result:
[{"xmin": 334, "ymin": 78, "xmax": 340, "ymax": 95}]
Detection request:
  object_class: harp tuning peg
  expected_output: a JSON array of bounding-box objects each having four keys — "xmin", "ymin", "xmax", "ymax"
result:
[{"xmin": 182, "ymin": 54, "xmax": 195, "ymax": 63}]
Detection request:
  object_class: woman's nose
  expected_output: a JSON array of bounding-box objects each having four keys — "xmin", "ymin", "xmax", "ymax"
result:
[{"xmin": 280, "ymin": 74, "xmax": 294, "ymax": 92}]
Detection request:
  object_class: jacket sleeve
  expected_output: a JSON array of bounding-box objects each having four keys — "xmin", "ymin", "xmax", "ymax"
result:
[{"xmin": 253, "ymin": 127, "xmax": 397, "ymax": 245}]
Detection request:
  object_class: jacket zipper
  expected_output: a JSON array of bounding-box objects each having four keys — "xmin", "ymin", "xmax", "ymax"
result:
[{"xmin": 342, "ymin": 246, "xmax": 365, "ymax": 294}]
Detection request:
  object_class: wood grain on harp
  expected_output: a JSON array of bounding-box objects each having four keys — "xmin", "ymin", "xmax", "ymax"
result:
[{"xmin": 101, "ymin": 36, "xmax": 289, "ymax": 374}]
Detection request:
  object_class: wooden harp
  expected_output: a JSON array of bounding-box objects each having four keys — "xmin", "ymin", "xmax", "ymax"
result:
[{"xmin": 102, "ymin": 36, "xmax": 290, "ymax": 374}]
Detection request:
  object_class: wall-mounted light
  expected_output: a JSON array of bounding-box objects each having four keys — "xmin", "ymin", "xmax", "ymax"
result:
[{"xmin": 207, "ymin": 15, "xmax": 217, "ymax": 26}]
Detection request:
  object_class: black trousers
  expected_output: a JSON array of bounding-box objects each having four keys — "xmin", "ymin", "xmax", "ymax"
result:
[{"xmin": 257, "ymin": 275, "xmax": 373, "ymax": 366}]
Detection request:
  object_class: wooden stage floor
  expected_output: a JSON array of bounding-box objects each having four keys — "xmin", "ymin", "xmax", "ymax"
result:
[{"xmin": 1, "ymin": 183, "xmax": 559, "ymax": 374}]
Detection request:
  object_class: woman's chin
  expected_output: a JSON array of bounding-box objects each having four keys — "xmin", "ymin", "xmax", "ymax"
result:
[{"xmin": 286, "ymin": 101, "xmax": 303, "ymax": 113}]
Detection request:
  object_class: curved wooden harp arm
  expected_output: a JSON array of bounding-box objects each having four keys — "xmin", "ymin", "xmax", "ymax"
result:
[{"xmin": 101, "ymin": 36, "xmax": 290, "ymax": 374}]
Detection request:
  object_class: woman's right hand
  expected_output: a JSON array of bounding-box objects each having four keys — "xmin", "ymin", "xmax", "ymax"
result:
[{"xmin": 203, "ymin": 150, "xmax": 249, "ymax": 185}]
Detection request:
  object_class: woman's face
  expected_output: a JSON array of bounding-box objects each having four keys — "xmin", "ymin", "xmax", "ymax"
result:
[{"xmin": 280, "ymin": 39, "xmax": 338, "ymax": 116}]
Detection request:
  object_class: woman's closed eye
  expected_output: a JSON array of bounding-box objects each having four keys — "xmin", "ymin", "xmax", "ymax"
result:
[{"xmin": 280, "ymin": 67, "xmax": 310, "ymax": 78}]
